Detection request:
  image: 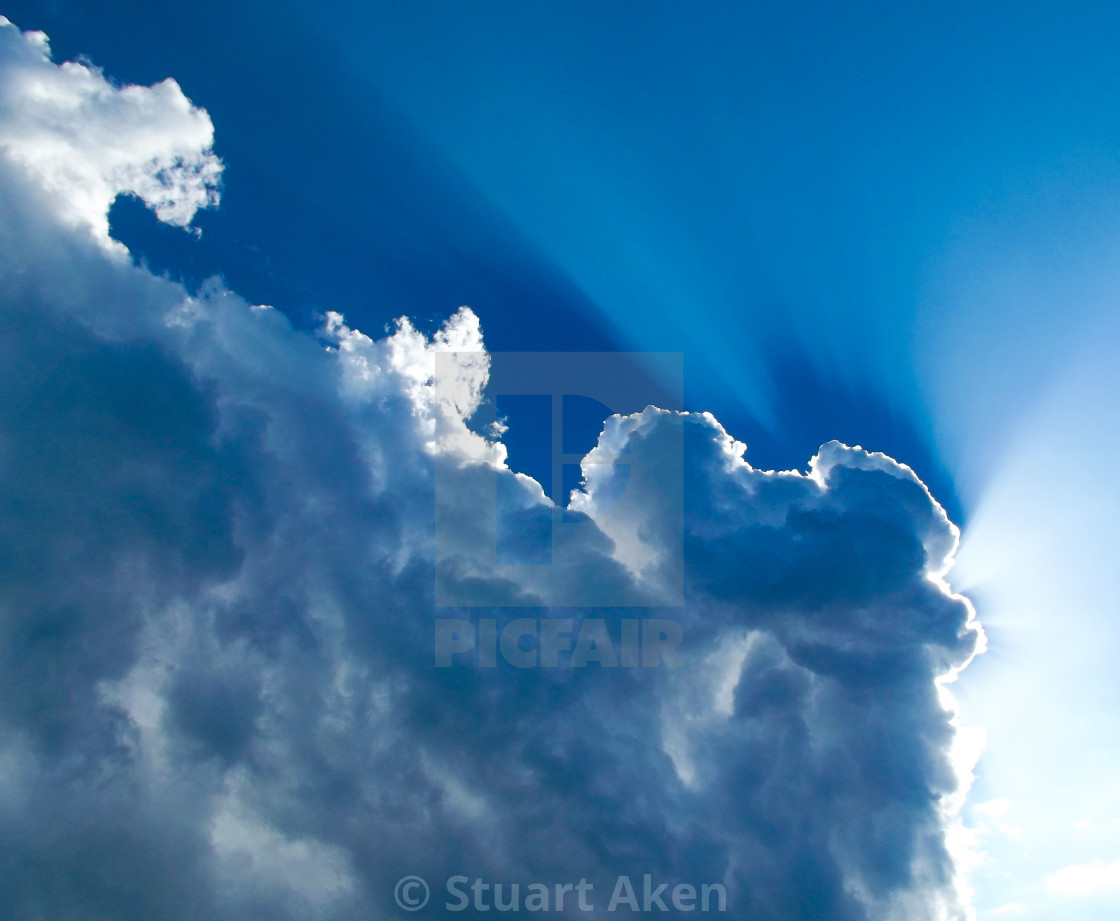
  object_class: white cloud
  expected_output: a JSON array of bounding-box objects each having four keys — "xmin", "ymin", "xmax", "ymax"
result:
[
  {"xmin": 0, "ymin": 18, "xmax": 986, "ymax": 921},
  {"xmin": 0, "ymin": 15, "xmax": 220, "ymax": 247},
  {"xmin": 1046, "ymin": 859, "xmax": 1120, "ymax": 896},
  {"xmin": 984, "ymin": 904, "xmax": 1026, "ymax": 917}
]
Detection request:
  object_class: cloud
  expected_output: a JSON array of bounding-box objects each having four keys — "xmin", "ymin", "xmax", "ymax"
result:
[
  {"xmin": 0, "ymin": 15, "xmax": 220, "ymax": 246},
  {"xmin": 1046, "ymin": 859, "xmax": 1120, "ymax": 896},
  {"xmin": 0, "ymin": 18, "xmax": 983, "ymax": 921},
  {"xmin": 984, "ymin": 905, "xmax": 1025, "ymax": 917}
]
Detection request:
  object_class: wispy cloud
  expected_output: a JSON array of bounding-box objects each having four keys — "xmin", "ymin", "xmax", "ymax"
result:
[{"xmin": 1046, "ymin": 859, "xmax": 1120, "ymax": 896}]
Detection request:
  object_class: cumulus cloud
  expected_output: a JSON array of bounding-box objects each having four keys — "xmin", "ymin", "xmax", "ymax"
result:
[
  {"xmin": 0, "ymin": 18, "xmax": 984, "ymax": 921},
  {"xmin": 0, "ymin": 15, "xmax": 220, "ymax": 245}
]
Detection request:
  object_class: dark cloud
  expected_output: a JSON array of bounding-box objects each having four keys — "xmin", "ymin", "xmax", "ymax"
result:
[{"xmin": 0, "ymin": 19, "xmax": 983, "ymax": 921}]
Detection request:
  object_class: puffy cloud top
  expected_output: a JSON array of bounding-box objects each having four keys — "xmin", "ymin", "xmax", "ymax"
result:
[
  {"xmin": 0, "ymin": 15, "xmax": 221, "ymax": 245},
  {"xmin": 0, "ymin": 19, "xmax": 983, "ymax": 921}
]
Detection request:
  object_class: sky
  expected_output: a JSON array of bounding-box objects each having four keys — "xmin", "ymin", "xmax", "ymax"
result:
[{"xmin": 1, "ymin": 2, "xmax": 1119, "ymax": 919}]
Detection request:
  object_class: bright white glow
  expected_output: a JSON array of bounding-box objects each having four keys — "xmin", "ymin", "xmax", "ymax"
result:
[{"xmin": 930, "ymin": 283, "xmax": 1120, "ymax": 919}]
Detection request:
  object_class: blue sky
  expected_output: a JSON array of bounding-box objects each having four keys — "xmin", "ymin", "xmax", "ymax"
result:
[
  {"xmin": 3, "ymin": 2, "xmax": 1120, "ymax": 918},
  {"xmin": 24, "ymin": 0, "xmax": 1120, "ymax": 507}
]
